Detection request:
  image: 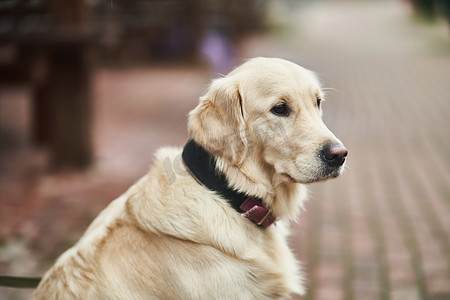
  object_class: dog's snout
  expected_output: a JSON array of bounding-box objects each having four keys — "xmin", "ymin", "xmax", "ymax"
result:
[{"xmin": 320, "ymin": 144, "xmax": 348, "ymax": 167}]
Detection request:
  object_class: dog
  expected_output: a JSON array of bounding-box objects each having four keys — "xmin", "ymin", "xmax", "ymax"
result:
[{"xmin": 32, "ymin": 57, "xmax": 347, "ymax": 299}]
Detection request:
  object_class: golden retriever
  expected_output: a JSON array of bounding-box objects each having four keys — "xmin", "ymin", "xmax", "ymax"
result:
[{"xmin": 32, "ymin": 57, "xmax": 347, "ymax": 299}]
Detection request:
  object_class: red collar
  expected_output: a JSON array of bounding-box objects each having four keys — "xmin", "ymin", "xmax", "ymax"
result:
[{"xmin": 239, "ymin": 197, "xmax": 276, "ymax": 227}]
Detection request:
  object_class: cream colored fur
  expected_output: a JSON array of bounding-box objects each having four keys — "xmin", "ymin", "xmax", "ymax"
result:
[{"xmin": 32, "ymin": 57, "xmax": 345, "ymax": 300}]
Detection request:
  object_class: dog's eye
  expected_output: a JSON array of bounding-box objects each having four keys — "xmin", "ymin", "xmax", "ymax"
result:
[
  {"xmin": 317, "ymin": 98, "xmax": 321, "ymax": 109},
  {"xmin": 271, "ymin": 103, "xmax": 289, "ymax": 116}
]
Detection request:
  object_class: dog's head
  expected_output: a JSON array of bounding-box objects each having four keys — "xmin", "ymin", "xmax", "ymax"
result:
[{"xmin": 188, "ymin": 57, "xmax": 347, "ymax": 185}]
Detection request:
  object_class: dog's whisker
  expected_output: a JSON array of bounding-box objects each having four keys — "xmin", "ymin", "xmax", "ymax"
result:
[
  {"xmin": 322, "ymin": 87, "xmax": 337, "ymax": 92},
  {"xmin": 322, "ymin": 87, "xmax": 337, "ymax": 97},
  {"xmin": 343, "ymin": 162, "xmax": 352, "ymax": 171}
]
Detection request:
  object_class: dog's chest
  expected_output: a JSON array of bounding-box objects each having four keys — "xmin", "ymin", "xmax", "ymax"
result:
[{"xmin": 232, "ymin": 227, "xmax": 300, "ymax": 298}]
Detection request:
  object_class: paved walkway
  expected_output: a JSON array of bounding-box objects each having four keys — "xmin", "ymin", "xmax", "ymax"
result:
[
  {"xmin": 1, "ymin": 0, "xmax": 449, "ymax": 299},
  {"xmin": 242, "ymin": 1, "xmax": 450, "ymax": 299}
]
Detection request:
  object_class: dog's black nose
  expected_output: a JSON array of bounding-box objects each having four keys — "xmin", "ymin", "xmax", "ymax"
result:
[{"xmin": 320, "ymin": 144, "xmax": 348, "ymax": 167}]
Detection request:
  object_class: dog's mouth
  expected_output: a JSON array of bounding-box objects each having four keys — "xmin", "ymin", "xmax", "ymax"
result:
[
  {"xmin": 282, "ymin": 165, "xmax": 344, "ymax": 184},
  {"xmin": 282, "ymin": 173, "xmax": 298, "ymax": 183}
]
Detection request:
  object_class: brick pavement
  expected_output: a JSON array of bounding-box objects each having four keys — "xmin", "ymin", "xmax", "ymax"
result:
[
  {"xmin": 241, "ymin": 1, "xmax": 450, "ymax": 299},
  {"xmin": 1, "ymin": 1, "xmax": 449, "ymax": 299}
]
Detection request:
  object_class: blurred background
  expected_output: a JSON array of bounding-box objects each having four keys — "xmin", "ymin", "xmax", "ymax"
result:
[{"xmin": 0, "ymin": 0, "xmax": 449, "ymax": 299}]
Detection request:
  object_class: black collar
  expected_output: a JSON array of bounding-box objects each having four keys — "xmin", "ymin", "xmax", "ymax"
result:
[
  {"xmin": 182, "ymin": 139, "xmax": 248, "ymax": 212},
  {"xmin": 182, "ymin": 139, "xmax": 276, "ymax": 227}
]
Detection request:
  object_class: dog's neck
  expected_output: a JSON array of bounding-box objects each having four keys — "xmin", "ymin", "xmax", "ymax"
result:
[
  {"xmin": 182, "ymin": 140, "xmax": 277, "ymax": 227},
  {"xmin": 182, "ymin": 140, "xmax": 305, "ymax": 224},
  {"xmin": 216, "ymin": 144, "xmax": 306, "ymax": 222}
]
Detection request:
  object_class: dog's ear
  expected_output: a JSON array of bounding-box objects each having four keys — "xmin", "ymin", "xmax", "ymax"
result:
[{"xmin": 188, "ymin": 76, "xmax": 248, "ymax": 166}]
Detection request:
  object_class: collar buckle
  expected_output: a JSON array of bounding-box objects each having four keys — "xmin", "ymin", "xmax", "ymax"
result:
[{"xmin": 240, "ymin": 197, "xmax": 277, "ymax": 227}]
